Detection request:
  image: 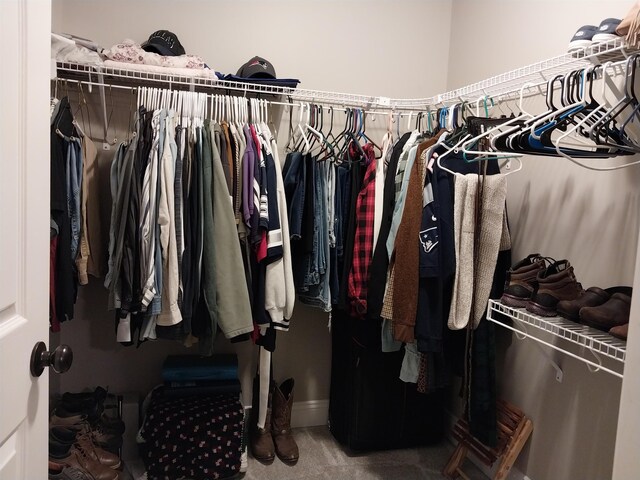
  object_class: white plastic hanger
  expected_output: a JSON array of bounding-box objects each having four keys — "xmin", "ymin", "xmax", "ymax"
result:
[
  {"xmin": 452, "ymin": 82, "xmax": 537, "ymax": 158},
  {"xmin": 554, "ymin": 62, "xmax": 640, "ymax": 170}
]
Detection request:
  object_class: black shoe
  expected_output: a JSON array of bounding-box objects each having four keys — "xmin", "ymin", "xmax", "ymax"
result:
[
  {"xmin": 50, "ymin": 426, "xmax": 77, "ymax": 445},
  {"xmin": 61, "ymin": 387, "xmax": 108, "ymax": 407}
]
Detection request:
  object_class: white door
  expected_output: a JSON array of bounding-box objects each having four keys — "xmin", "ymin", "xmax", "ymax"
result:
[{"xmin": 0, "ymin": 0, "xmax": 52, "ymax": 478}]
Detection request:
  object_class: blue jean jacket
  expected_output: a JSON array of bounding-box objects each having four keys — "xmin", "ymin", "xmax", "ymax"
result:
[{"xmin": 65, "ymin": 137, "xmax": 83, "ymax": 262}]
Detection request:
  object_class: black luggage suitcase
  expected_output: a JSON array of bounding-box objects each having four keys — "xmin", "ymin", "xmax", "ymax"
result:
[{"xmin": 329, "ymin": 310, "xmax": 445, "ymax": 451}]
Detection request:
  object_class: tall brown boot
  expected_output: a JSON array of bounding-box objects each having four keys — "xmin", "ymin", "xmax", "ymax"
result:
[
  {"xmin": 249, "ymin": 377, "xmax": 275, "ymax": 464},
  {"xmin": 271, "ymin": 378, "xmax": 299, "ymax": 464}
]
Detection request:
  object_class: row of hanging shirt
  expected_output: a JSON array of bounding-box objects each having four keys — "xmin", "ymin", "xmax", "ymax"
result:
[
  {"xmin": 104, "ymin": 88, "xmax": 295, "ymax": 354},
  {"xmin": 277, "ymin": 103, "xmax": 491, "ymax": 392},
  {"xmin": 50, "ymin": 93, "xmax": 103, "ymax": 332}
]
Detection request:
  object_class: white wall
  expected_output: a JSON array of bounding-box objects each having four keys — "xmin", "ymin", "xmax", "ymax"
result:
[
  {"xmin": 50, "ymin": 2, "xmax": 640, "ymax": 478},
  {"xmin": 50, "ymin": 0, "xmax": 454, "ymax": 410},
  {"xmin": 448, "ymin": 2, "xmax": 638, "ymax": 480},
  {"xmin": 52, "ymin": 0, "xmax": 453, "ymax": 98}
]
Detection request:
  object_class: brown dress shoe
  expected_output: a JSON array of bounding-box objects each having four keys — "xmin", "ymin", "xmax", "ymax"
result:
[
  {"xmin": 500, "ymin": 254, "xmax": 547, "ymax": 308},
  {"xmin": 75, "ymin": 432, "xmax": 121, "ymax": 469},
  {"xmin": 272, "ymin": 379, "xmax": 299, "ymax": 465},
  {"xmin": 54, "ymin": 447, "xmax": 119, "ymax": 480},
  {"xmin": 557, "ymin": 287, "xmax": 610, "ymax": 322},
  {"xmin": 249, "ymin": 378, "xmax": 275, "ymax": 464},
  {"xmin": 580, "ymin": 293, "xmax": 631, "ymax": 332},
  {"xmin": 609, "ymin": 323, "xmax": 629, "ymax": 340},
  {"xmin": 526, "ymin": 260, "xmax": 583, "ymax": 317}
]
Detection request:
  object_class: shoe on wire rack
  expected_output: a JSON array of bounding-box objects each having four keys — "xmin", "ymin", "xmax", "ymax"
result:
[
  {"xmin": 568, "ymin": 25, "xmax": 598, "ymax": 52},
  {"xmin": 592, "ymin": 18, "xmax": 622, "ymax": 43},
  {"xmin": 526, "ymin": 259, "xmax": 583, "ymax": 317},
  {"xmin": 556, "ymin": 286, "xmax": 610, "ymax": 323},
  {"xmin": 500, "ymin": 254, "xmax": 550, "ymax": 308}
]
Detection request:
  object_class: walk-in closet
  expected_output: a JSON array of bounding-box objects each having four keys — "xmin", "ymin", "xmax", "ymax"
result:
[{"xmin": 2, "ymin": 1, "xmax": 640, "ymax": 479}]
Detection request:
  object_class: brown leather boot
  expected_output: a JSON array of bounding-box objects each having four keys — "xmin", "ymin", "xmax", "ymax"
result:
[
  {"xmin": 249, "ymin": 378, "xmax": 275, "ymax": 464},
  {"xmin": 526, "ymin": 260, "xmax": 583, "ymax": 317},
  {"xmin": 271, "ymin": 378, "xmax": 299, "ymax": 464},
  {"xmin": 609, "ymin": 323, "xmax": 629, "ymax": 340},
  {"xmin": 500, "ymin": 254, "xmax": 547, "ymax": 308}
]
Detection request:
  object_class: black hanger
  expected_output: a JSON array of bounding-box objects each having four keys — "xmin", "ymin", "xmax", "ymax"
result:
[{"xmin": 357, "ymin": 109, "xmax": 383, "ymax": 158}]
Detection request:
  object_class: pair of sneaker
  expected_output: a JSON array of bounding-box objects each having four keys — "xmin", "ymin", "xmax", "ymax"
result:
[
  {"xmin": 500, "ymin": 254, "xmax": 583, "ymax": 317},
  {"xmin": 568, "ymin": 18, "xmax": 622, "ymax": 52}
]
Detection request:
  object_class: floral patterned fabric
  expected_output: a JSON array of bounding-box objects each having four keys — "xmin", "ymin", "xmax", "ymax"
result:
[
  {"xmin": 139, "ymin": 390, "xmax": 244, "ymax": 480},
  {"xmin": 102, "ymin": 40, "xmax": 207, "ymax": 69}
]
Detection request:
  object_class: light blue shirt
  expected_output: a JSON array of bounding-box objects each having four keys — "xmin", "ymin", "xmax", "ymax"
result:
[{"xmin": 386, "ymin": 142, "xmax": 419, "ymax": 259}]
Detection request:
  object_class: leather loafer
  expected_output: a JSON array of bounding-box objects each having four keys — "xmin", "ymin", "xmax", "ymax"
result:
[
  {"xmin": 609, "ymin": 323, "xmax": 629, "ymax": 340},
  {"xmin": 557, "ymin": 287, "xmax": 610, "ymax": 322},
  {"xmin": 579, "ymin": 293, "xmax": 631, "ymax": 332}
]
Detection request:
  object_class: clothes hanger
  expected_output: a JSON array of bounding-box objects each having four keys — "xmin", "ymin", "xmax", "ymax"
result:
[
  {"xmin": 525, "ymin": 67, "xmax": 621, "ymax": 156},
  {"xmin": 330, "ymin": 107, "xmax": 351, "ymax": 160},
  {"xmin": 589, "ymin": 56, "xmax": 639, "ymax": 148},
  {"xmin": 554, "ymin": 61, "xmax": 640, "ymax": 163},
  {"xmin": 358, "ymin": 109, "xmax": 383, "ymax": 157},
  {"xmin": 316, "ymin": 106, "xmax": 338, "ymax": 162},
  {"xmin": 438, "ymin": 87, "xmax": 531, "ymax": 164},
  {"xmin": 293, "ymin": 102, "xmax": 312, "ymax": 153}
]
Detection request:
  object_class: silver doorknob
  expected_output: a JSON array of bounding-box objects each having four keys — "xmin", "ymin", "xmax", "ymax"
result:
[{"xmin": 30, "ymin": 341, "xmax": 73, "ymax": 377}]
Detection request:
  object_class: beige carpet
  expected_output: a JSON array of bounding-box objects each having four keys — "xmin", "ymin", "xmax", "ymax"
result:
[
  {"xmin": 124, "ymin": 425, "xmax": 488, "ymax": 480},
  {"xmin": 243, "ymin": 426, "xmax": 488, "ymax": 480}
]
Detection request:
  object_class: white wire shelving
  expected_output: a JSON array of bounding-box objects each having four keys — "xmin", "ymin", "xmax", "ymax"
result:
[
  {"xmin": 487, "ymin": 299, "xmax": 627, "ymax": 379},
  {"xmin": 425, "ymin": 37, "xmax": 635, "ymax": 106},
  {"xmin": 54, "ymin": 37, "xmax": 637, "ymax": 113},
  {"xmin": 55, "ymin": 61, "xmax": 429, "ymax": 111}
]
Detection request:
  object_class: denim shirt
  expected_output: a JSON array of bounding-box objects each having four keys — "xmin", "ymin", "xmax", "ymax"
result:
[{"xmin": 65, "ymin": 137, "xmax": 83, "ymax": 261}]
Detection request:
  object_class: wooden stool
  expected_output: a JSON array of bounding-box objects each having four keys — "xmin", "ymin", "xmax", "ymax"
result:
[{"xmin": 443, "ymin": 400, "xmax": 533, "ymax": 480}]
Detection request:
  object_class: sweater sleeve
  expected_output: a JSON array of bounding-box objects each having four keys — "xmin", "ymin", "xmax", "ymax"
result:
[{"xmin": 267, "ymin": 143, "xmax": 296, "ymax": 326}]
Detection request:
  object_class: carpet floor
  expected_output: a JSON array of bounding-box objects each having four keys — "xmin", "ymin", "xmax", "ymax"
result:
[
  {"xmin": 242, "ymin": 426, "xmax": 488, "ymax": 480},
  {"xmin": 124, "ymin": 426, "xmax": 488, "ymax": 480}
]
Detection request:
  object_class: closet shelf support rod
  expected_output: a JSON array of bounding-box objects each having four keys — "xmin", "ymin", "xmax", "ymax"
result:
[{"xmin": 486, "ymin": 317, "xmax": 624, "ymax": 379}]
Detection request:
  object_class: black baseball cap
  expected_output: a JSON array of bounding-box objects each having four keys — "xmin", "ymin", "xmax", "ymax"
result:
[
  {"xmin": 141, "ymin": 30, "xmax": 185, "ymax": 56},
  {"xmin": 236, "ymin": 56, "xmax": 276, "ymax": 79}
]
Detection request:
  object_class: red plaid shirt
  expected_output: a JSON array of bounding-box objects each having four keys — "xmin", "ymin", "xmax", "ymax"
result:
[{"xmin": 348, "ymin": 143, "xmax": 377, "ymax": 319}]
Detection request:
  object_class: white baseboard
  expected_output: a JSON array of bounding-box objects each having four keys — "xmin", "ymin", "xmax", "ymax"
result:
[
  {"xmin": 446, "ymin": 411, "xmax": 531, "ymax": 480},
  {"xmin": 291, "ymin": 399, "xmax": 329, "ymax": 428}
]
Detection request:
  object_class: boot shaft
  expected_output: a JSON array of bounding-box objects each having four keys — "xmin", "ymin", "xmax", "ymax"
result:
[{"xmin": 272, "ymin": 379, "xmax": 294, "ymax": 433}]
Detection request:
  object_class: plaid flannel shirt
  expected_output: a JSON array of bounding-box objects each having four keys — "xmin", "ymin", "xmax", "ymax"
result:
[{"xmin": 348, "ymin": 143, "xmax": 377, "ymax": 319}]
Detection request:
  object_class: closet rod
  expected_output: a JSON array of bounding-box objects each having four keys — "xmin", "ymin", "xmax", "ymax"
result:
[
  {"xmin": 56, "ymin": 77, "xmax": 430, "ymax": 118},
  {"xmin": 56, "ymin": 37, "xmax": 635, "ymax": 118},
  {"xmin": 56, "ymin": 62, "xmax": 430, "ymax": 111}
]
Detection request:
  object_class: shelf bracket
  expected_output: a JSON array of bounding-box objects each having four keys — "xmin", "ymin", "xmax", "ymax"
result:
[
  {"xmin": 511, "ymin": 320, "xmax": 564, "ymax": 382},
  {"xmin": 586, "ymin": 348, "xmax": 603, "ymax": 374}
]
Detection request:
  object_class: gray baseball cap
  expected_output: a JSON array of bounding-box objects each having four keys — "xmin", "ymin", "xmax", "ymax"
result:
[{"xmin": 236, "ymin": 56, "xmax": 276, "ymax": 79}]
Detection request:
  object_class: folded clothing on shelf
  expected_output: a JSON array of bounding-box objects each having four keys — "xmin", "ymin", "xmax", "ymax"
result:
[
  {"xmin": 216, "ymin": 72, "xmax": 300, "ymax": 88},
  {"xmin": 161, "ymin": 354, "xmax": 239, "ymax": 383},
  {"xmin": 163, "ymin": 379, "xmax": 242, "ymax": 398}
]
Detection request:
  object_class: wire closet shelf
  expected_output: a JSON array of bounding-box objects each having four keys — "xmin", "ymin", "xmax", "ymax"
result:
[
  {"xmin": 426, "ymin": 37, "xmax": 635, "ymax": 106},
  {"xmin": 487, "ymin": 300, "xmax": 627, "ymax": 378},
  {"xmin": 55, "ymin": 61, "xmax": 430, "ymax": 111},
  {"xmin": 55, "ymin": 37, "xmax": 635, "ymax": 112}
]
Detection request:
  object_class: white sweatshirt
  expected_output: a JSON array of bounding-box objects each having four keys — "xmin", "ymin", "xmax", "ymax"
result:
[{"xmin": 265, "ymin": 131, "xmax": 296, "ymax": 330}]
